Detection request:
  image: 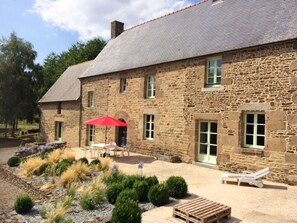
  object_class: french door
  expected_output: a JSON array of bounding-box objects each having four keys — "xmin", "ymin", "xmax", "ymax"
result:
[
  {"xmin": 198, "ymin": 121, "xmax": 217, "ymax": 164},
  {"xmin": 55, "ymin": 121, "xmax": 64, "ymax": 141}
]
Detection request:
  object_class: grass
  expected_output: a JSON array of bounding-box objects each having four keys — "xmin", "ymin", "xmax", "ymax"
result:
[
  {"xmin": 0, "ymin": 121, "xmax": 38, "ymax": 137},
  {"xmin": 60, "ymin": 162, "xmax": 91, "ymax": 188},
  {"xmin": 20, "ymin": 157, "xmax": 46, "ymax": 178}
]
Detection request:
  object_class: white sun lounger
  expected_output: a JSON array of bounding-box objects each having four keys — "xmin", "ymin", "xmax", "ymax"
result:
[{"xmin": 220, "ymin": 167, "xmax": 270, "ymax": 188}]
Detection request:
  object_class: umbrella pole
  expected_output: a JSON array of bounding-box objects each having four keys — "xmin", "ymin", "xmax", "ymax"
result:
[{"xmin": 105, "ymin": 126, "xmax": 107, "ymax": 145}]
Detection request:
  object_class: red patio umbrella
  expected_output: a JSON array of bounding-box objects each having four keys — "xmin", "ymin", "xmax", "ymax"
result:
[{"xmin": 84, "ymin": 116, "xmax": 128, "ymax": 144}]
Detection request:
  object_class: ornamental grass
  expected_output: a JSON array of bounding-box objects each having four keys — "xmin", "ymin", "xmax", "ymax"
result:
[
  {"xmin": 60, "ymin": 162, "xmax": 91, "ymax": 188},
  {"xmin": 60, "ymin": 148, "xmax": 76, "ymax": 161},
  {"xmin": 19, "ymin": 157, "xmax": 46, "ymax": 178},
  {"xmin": 47, "ymin": 149, "xmax": 62, "ymax": 164},
  {"xmin": 100, "ymin": 157, "xmax": 112, "ymax": 171}
]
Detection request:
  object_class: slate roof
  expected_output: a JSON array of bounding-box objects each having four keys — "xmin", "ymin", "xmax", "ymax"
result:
[
  {"xmin": 39, "ymin": 60, "xmax": 92, "ymax": 103},
  {"xmin": 81, "ymin": 0, "xmax": 297, "ymax": 78}
]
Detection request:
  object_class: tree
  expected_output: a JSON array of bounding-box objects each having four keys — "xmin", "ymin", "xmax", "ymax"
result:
[
  {"xmin": 42, "ymin": 38, "xmax": 106, "ymax": 93},
  {"xmin": 0, "ymin": 32, "xmax": 40, "ymax": 136}
]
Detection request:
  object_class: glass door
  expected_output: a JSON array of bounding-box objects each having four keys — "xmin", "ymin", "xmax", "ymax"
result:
[
  {"xmin": 55, "ymin": 122, "xmax": 64, "ymax": 141},
  {"xmin": 198, "ymin": 121, "xmax": 217, "ymax": 164}
]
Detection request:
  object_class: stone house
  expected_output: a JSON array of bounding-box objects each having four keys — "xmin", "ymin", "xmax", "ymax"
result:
[
  {"xmin": 39, "ymin": 61, "xmax": 92, "ymax": 147},
  {"xmin": 42, "ymin": 0, "xmax": 297, "ymax": 183}
]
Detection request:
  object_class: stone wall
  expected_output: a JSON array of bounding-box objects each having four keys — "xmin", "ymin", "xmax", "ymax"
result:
[
  {"xmin": 39, "ymin": 101, "xmax": 81, "ymax": 147},
  {"xmin": 80, "ymin": 40, "xmax": 297, "ymax": 183}
]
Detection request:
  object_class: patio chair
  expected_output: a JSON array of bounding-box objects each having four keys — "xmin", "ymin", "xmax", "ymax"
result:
[
  {"xmin": 116, "ymin": 144, "xmax": 131, "ymax": 157},
  {"xmin": 220, "ymin": 167, "xmax": 270, "ymax": 188},
  {"xmin": 104, "ymin": 142, "xmax": 118, "ymax": 157}
]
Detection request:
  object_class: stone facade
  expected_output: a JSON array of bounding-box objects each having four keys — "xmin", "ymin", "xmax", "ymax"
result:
[
  {"xmin": 40, "ymin": 101, "xmax": 81, "ymax": 147},
  {"xmin": 81, "ymin": 40, "xmax": 297, "ymax": 184}
]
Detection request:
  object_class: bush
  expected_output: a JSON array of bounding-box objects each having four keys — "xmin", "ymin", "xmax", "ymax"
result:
[
  {"xmin": 55, "ymin": 160, "xmax": 72, "ymax": 176},
  {"xmin": 133, "ymin": 180, "xmax": 149, "ymax": 202},
  {"xmin": 14, "ymin": 194, "xmax": 34, "ymax": 214},
  {"xmin": 39, "ymin": 163, "xmax": 50, "ymax": 175},
  {"xmin": 166, "ymin": 176, "xmax": 188, "ymax": 198},
  {"xmin": 78, "ymin": 157, "xmax": 89, "ymax": 165},
  {"xmin": 90, "ymin": 159, "xmax": 101, "ymax": 166},
  {"xmin": 116, "ymin": 189, "xmax": 139, "ymax": 203},
  {"xmin": 144, "ymin": 176, "xmax": 159, "ymax": 188},
  {"xmin": 106, "ymin": 183, "xmax": 125, "ymax": 204},
  {"xmin": 148, "ymin": 183, "xmax": 169, "ymax": 206},
  {"xmin": 105, "ymin": 172, "xmax": 126, "ymax": 185},
  {"xmin": 123, "ymin": 175, "xmax": 142, "ymax": 189},
  {"xmin": 80, "ymin": 194, "xmax": 95, "ymax": 210},
  {"xmin": 112, "ymin": 199, "xmax": 141, "ymax": 223},
  {"xmin": 7, "ymin": 156, "xmax": 21, "ymax": 167}
]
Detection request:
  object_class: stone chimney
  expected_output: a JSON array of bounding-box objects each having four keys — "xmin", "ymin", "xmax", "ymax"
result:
[{"xmin": 111, "ymin": 21, "xmax": 124, "ymax": 39}]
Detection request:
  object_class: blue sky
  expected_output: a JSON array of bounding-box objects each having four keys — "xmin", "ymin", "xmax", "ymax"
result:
[{"xmin": 0, "ymin": 0, "xmax": 198, "ymax": 64}]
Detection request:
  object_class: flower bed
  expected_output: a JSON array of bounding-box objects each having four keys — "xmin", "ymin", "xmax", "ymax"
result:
[{"xmin": 5, "ymin": 150, "xmax": 188, "ymax": 223}]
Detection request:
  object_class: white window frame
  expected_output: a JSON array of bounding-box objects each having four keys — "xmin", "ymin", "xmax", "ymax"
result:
[
  {"xmin": 244, "ymin": 112, "xmax": 265, "ymax": 149},
  {"xmin": 88, "ymin": 125, "xmax": 95, "ymax": 146},
  {"xmin": 146, "ymin": 76, "xmax": 156, "ymax": 99},
  {"xmin": 206, "ymin": 56, "xmax": 222, "ymax": 86},
  {"xmin": 120, "ymin": 78, "xmax": 127, "ymax": 93},
  {"xmin": 55, "ymin": 121, "xmax": 63, "ymax": 141},
  {"xmin": 88, "ymin": 91, "xmax": 94, "ymax": 107},
  {"xmin": 144, "ymin": 114, "xmax": 154, "ymax": 140}
]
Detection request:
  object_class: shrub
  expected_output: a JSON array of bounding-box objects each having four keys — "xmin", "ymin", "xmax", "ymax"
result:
[
  {"xmin": 133, "ymin": 180, "xmax": 149, "ymax": 202},
  {"xmin": 105, "ymin": 171, "xmax": 126, "ymax": 185},
  {"xmin": 39, "ymin": 163, "xmax": 50, "ymax": 175},
  {"xmin": 116, "ymin": 189, "xmax": 138, "ymax": 203},
  {"xmin": 123, "ymin": 175, "xmax": 142, "ymax": 189},
  {"xmin": 112, "ymin": 199, "xmax": 141, "ymax": 223},
  {"xmin": 80, "ymin": 194, "xmax": 95, "ymax": 210},
  {"xmin": 148, "ymin": 183, "xmax": 169, "ymax": 206},
  {"xmin": 7, "ymin": 156, "xmax": 21, "ymax": 167},
  {"xmin": 14, "ymin": 194, "xmax": 34, "ymax": 214},
  {"xmin": 19, "ymin": 157, "xmax": 46, "ymax": 177},
  {"xmin": 166, "ymin": 176, "xmax": 188, "ymax": 198},
  {"xmin": 55, "ymin": 160, "xmax": 72, "ymax": 176},
  {"xmin": 90, "ymin": 159, "xmax": 101, "ymax": 165},
  {"xmin": 106, "ymin": 183, "xmax": 125, "ymax": 204},
  {"xmin": 78, "ymin": 157, "xmax": 89, "ymax": 165},
  {"xmin": 144, "ymin": 176, "xmax": 159, "ymax": 188}
]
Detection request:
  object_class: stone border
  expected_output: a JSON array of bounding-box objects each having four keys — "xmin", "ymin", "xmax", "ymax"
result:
[{"xmin": 0, "ymin": 164, "xmax": 52, "ymax": 201}]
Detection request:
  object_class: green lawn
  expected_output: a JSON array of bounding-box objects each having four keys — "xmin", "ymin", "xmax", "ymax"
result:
[{"xmin": 0, "ymin": 121, "xmax": 39, "ymax": 137}]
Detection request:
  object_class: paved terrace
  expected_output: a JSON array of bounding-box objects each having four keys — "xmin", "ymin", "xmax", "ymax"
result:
[{"xmin": 75, "ymin": 148, "xmax": 297, "ymax": 223}]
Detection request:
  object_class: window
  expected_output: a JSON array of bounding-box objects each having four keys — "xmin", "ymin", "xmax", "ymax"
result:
[
  {"xmin": 206, "ymin": 57, "xmax": 222, "ymax": 86},
  {"xmin": 55, "ymin": 121, "xmax": 63, "ymax": 141},
  {"xmin": 144, "ymin": 114, "xmax": 154, "ymax": 140},
  {"xmin": 88, "ymin": 91, "xmax": 94, "ymax": 107},
  {"xmin": 57, "ymin": 102, "xmax": 61, "ymax": 114},
  {"xmin": 120, "ymin": 78, "xmax": 127, "ymax": 93},
  {"xmin": 146, "ymin": 76, "xmax": 156, "ymax": 98},
  {"xmin": 244, "ymin": 112, "xmax": 265, "ymax": 149},
  {"xmin": 88, "ymin": 125, "xmax": 95, "ymax": 146}
]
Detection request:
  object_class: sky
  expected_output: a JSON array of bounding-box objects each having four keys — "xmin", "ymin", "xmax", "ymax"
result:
[{"xmin": 0, "ymin": 0, "xmax": 199, "ymax": 64}]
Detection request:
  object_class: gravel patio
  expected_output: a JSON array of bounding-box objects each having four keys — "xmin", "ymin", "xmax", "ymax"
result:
[{"xmin": 75, "ymin": 147, "xmax": 297, "ymax": 223}]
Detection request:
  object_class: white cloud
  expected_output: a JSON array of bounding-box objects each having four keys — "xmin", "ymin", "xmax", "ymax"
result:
[{"xmin": 32, "ymin": 0, "xmax": 193, "ymax": 41}]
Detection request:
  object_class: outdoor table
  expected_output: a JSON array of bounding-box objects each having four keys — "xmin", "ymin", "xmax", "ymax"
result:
[{"xmin": 92, "ymin": 143, "xmax": 109, "ymax": 158}]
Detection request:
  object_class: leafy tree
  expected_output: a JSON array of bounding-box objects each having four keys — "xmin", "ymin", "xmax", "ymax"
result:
[
  {"xmin": 42, "ymin": 38, "xmax": 106, "ymax": 92},
  {"xmin": 0, "ymin": 32, "xmax": 40, "ymax": 136}
]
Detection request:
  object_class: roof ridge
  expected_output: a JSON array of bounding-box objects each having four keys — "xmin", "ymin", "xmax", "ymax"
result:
[{"xmin": 125, "ymin": 0, "xmax": 209, "ymax": 31}]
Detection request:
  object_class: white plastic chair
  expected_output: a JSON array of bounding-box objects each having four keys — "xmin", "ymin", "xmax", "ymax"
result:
[{"xmin": 220, "ymin": 167, "xmax": 270, "ymax": 188}]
